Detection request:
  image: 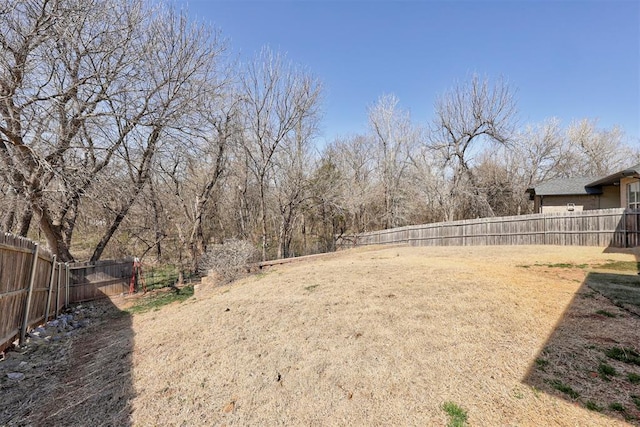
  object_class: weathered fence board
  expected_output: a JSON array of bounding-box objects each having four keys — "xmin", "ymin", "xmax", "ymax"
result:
[
  {"xmin": 0, "ymin": 232, "xmax": 133, "ymax": 352},
  {"xmin": 0, "ymin": 234, "xmax": 63, "ymax": 352},
  {"xmin": 341, "ymin": 208, "xmax": 638, "ymax": 249},
  {"xmin": 68, "ymin": 260, "xmax": 133, "ymax": 302}
]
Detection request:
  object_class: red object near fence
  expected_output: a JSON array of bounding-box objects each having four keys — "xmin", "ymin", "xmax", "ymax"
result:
[{"xmin": 129, "ymin": 258, "xmax": 147, "ymax": 294}]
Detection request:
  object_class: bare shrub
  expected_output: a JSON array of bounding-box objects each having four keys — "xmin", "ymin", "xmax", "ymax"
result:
[{"xmin": 198, "ymin": 239, "xmax": 259, "ymax": 283}]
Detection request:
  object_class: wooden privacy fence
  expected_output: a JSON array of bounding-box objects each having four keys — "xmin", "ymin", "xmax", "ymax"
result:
[
  {"xmin": 68, "ymin": 259, "xmax": 133, "ymax": 303},
  {"xmin": 0, "ymin": 233, "xmax": 133, "ymax": 352},
  {"xmin": 0, "ymin": 234, "xmax": 68, "ymax": 352},
  {"xmin": 341, "ymin": 208, "xmax": 640, "ymax": 249}
]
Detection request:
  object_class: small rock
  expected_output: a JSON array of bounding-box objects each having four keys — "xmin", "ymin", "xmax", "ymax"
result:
[
  {"xmin": 7, "ymin": 372, "xmax": 25, "ymax": 380},
  {"xmin": 18, "ymin": 361, "xmax": 28, "ymax": 368}
]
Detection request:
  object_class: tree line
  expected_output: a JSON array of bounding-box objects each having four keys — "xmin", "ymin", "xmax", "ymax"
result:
[{"xmin": 1, "ymin": 0, "xmax": 637, "ymax": 269}]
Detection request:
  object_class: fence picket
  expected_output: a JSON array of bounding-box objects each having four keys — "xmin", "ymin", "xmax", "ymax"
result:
[
  {"xmin": 340, "ymin": 208, "xmax": 638, "ymax": 250},
  {"xmin": 0, "ymin": 234, "xmax": 133, "ymax": 352}
]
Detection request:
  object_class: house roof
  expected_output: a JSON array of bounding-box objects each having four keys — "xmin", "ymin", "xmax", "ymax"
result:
[
  {"xmin": 526, "ymin": 163, "xmax": 640, "ymax": 197},
  {"xmin": 526, "ymin": 177, "xmax": 603, "ymax": 196},
  {"xmin": 587, "ymin": 163, "xmax": 640, "ymax": 187}
]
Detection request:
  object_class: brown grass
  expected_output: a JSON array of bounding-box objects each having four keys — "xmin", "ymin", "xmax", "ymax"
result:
[
  {"xmin": 128, "ymin": 245, "xmax": 638, "ymax": 426},
  {"xmin": 2, "ymin": 245, "xmax": 639, "ymax": 426}
]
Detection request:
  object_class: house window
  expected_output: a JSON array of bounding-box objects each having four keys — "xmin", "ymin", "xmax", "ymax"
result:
[{"xmin": 628, "ymin": 181, "xmax": 640, "ymax": 210}]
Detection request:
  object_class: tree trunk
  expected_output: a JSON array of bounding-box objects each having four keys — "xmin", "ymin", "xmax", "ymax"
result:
[
  {"xmin": 38, "ymin": 210, "xmax": 74, "ymax": 262},
  {"xmin": 260, "ymin": 182, "xmax": 268, "ymax": 261},
  {"xmin": 17, "ymin": 206, "xmax": 33, "ymax": 237}
]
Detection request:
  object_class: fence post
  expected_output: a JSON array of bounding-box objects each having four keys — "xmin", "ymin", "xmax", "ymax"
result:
[
  {"xmin": 623, "ymin": 209, "xmax": 628, "ymax": 248},
  {"xmin": 19, "ymin": 244, "xmax": 39, "ymax": 346},
  {"xmin": 44, "ymin": 255, "xmax": 57, "ymax": 322},
  {"xmin": 65, "ymin": 263, "xmax": 70, "ymax": 307},
  {"xmin": 55, "ymin": 262, "xmax": 62, "ymax": 315}
]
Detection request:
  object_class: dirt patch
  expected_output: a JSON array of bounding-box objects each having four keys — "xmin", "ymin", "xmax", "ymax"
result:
[{"xmin": 0, "ymin": 299, "xmax": 134, "ymax": 426}]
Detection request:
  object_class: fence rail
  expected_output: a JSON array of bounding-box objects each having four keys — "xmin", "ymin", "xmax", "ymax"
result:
[
  {"xmin": 0, "ymin": 234, "xmax": 65, "ymax": 352},
  {"xmin": 68, "ymin": 259, "xmax": 132, "ymax": 303},
  {"xmin": 339, "ymin": 208, "xmax": 638, "ymax": 249},
  {"xmin": 0, "ymin": 233, "xmax": 133, "ymax": 352}
]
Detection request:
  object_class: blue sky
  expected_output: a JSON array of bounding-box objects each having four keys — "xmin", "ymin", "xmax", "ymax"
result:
[{"xmin": 183, "ymin": 0, "xmax": 640, "ymax": 146}]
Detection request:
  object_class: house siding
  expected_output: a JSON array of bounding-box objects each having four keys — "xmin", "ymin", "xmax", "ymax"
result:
[
  {"xmin": 539, "ymin": 195, "xmax": 599, "ymax": 213},
  {"xmin": 599, "ymin": 185, "xmax": 620, "ymax": 209}
]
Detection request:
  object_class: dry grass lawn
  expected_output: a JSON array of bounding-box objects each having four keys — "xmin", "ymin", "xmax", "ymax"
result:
[
  {"xmin": 2, "ymin": 245, "xmax": 640, "ymax": 426},
  {"xmin": 128, "ymin": 245, "xmax": 639, "ymax": 426}
]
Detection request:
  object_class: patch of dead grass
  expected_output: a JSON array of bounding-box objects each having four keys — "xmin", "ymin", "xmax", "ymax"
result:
[
  {"xmin": 3, "ymin": 245, "xmax": 638, "ymax": 425},
  {"xmin": 128, "ymin": 245, "xmax": 639, "ymax": 426}
]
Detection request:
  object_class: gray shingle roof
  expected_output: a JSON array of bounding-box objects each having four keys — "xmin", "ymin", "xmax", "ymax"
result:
[
  {"xmin": 526, "ymin": 164, "xmax": 640, "ymax": 196},
  {"xmin": 587, "ymin": 163, "xmax": 640, "ymax": 187},
  {"xmin": 527, "ymin": 177, "xmax": 603, "ymax": 196}
]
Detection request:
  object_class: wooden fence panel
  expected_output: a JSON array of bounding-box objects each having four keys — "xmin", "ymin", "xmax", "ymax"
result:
[
  {"xmin": 25, "ymin": 252, "xmax": 55, "ymax": 329},
  {"xmin": 0, "ymin": 233, "xmax": 133, "ymax": 351},
  {"xmin": 339, "ymin": 208, "xmax": 634, "ymax": 250},
  {"xmin": 68, "ymin": 260, "xmax": 132, "ymax": 302},
  {"xmin": 0, "ymin": 235, "xmax": 37, "ymax": 352}
]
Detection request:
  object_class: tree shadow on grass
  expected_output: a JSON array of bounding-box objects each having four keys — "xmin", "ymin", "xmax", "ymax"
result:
[
  {"xmin": 0, "ymin": 297, "xmax": 134, "ymax": 426},
  {"xmin": 523, "ymin": 250, "xmax": 640, "ymax": 424}
]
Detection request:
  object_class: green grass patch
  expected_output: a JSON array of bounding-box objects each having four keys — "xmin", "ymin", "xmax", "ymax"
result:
[
  {"xmin": 597, "ymin": 362, "xmax": 617, "ymax": 380},
  {"xmin": 535, "ymin": 358, "xmax": 549, "ymax": 370},
  {"xmin": 632, "ymin": 395, "xmax": 640, "ymax": 410},
  {"xmin": 584, "ymin": 401, "xmax": 602, "ymax": 412},
  {"xmin": 587, "ymin": 272, "xmax": 640, "ymax": 289},
  {"xmin": 542, "ymin": 263, "xmax": 573, "ymax": 268},
  {"xmin": 441, "ymin": 401, "xmax": 468, "ymax": 427},
  {"xmin": 143, "ymin": 265, "xmax": 198, "ymax": 291},
  {"xmin": 628, "ymin": 373, "xmax": 640, "ymax": 384},
  {"xmin": 605, "ymin": 347, "xmax": 640, "ymax": 366},
  {"xmin": 549, "ymin": 379, "xmax": 580, "ymax": 399},
  {"xmin": 126, "ymin": 285, "xmax": 194, "ymax": 314},
  {"xmin": 523, "ymin": 262, "xmax": 588, "ymax": 269},
  {"xmin": 586, "ymin": 272, "xmax": 640, "ymax": 310},
  {"xmin": 608, "ymin": 402, "xmax": 626, "ymax": 413},
  {"xmin": 579, "ymin": 291, "xmax": 597, "ymax": 299},
  {"xmin": 595, "ymin": 309, "xmax": 616, "ymax": 318},
  {"xmin": 594, "ymin": 261, "xmax": 640, "ymax": 272}
]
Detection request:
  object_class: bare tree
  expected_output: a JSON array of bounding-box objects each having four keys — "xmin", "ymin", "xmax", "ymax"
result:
[
  {"xmin": 158, "ymin": 88, "xmax": 240, "ymax": 270},
  {"xmin": 328, "ymin": 135, "xmax": 378, "ymax": 233},
  {"xmin": 368, "ymin": 94, "xmax": 417, "ymax": 228},
  {"xmin": 0, "ymin": 0, "xmax": 226, "ymax": 261},
  {"xmin": 567, "ymin": 119, "xmax": 638, "ymax": 176},
  {"xmin": 88, "ymin": 6, "xmax": 225, "ymax": 262},
  {"xmin": 428, "ymin": 75, "xmax": 517, "ymax": 220},
  {"xmin": 306, "ymin": 146, "xmax": 348, "ymax": 252},
  {"xmin": 0, "ymin": 0, "xmax": 145, "ymax": 260},
  {"xmin": 240, "ymin": 47, "xmax": 321, "ymax": 261},
  {"xmin": 271, "ymin": 126, "xmax": 313, "ymax": 259}
]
